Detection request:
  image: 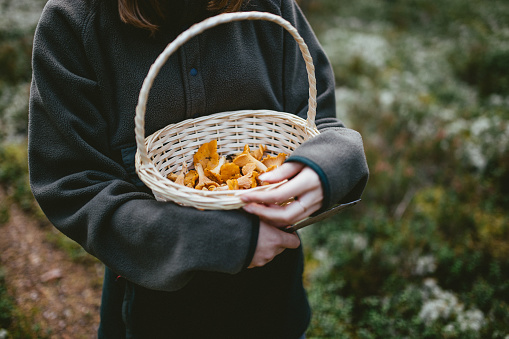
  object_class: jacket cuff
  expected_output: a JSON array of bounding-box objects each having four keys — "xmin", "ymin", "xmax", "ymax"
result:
[{"xmin": 286, "ymin": 128, "xmax": 369, "ymax": 211}]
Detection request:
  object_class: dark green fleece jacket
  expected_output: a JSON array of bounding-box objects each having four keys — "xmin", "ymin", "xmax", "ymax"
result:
[{"xmin": 28, "ymin": 0, "xmax": 368, "ymax": 337}]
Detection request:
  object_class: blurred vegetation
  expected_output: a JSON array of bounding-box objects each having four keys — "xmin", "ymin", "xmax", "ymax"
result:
[
  {"xmin": 0, "ymin": 1, "xmax": 64, "ymax": 337},
  {"xmin": 0, "ymin": 0, "xmax": 508, "ymax": 338},
  {"xmin": 0, "ymin": 268, "xmax": 47, "ymax": 339},
  {"xmin": 300, "ymin": 0, "xmax": 509, "ymax": 338}
]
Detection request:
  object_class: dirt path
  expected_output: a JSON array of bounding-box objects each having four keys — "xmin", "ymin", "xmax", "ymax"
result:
[{"xmin": 0, "ymin": 193, "xmax": 103, "ymax": 339}]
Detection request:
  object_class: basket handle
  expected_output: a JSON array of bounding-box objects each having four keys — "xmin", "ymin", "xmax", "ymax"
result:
[{"xmin": 135, "ymin": 11, "xmax": 317, "ymax": 165}]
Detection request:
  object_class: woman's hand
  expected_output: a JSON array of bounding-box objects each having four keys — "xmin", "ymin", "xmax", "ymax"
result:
[
  {"xmin": 241, "ymin": 162, "xmax": 323, "ymax": 227},
  {"xmin": 248, "ymin": 220, "xmax": 301, "ymax": 268}
]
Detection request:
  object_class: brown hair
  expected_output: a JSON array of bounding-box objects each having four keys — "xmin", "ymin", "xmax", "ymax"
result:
[{"xmin": 118, "ymin": 0, "xmax": 244, "ymax": 34}]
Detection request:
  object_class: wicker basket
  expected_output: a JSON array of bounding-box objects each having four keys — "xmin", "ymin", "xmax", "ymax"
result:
[{"xmin": 135, "ymin": 11, "xmax": 320, "ymax": 210}]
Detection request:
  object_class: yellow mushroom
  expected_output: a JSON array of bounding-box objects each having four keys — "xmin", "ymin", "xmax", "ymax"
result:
[
  {"xmin": 227, "ymin": 178, "xmax": 239, "ymax": 190},
  {"xmin": 251, "ymin": 144, "xmax": 267, "ymax": 161},
  {"xmin": 193, "ymin": 139, "xmax": 219, "ymax": 170},
  {"xmin": 167, "ymin": 172, "xmax": 178, "ymax": 181},
  {"xmin": 205, "ymin": 156, "xmax": 226, "ymax": 183},
  {"xmin": 170, "ymin": 141, "xmax": 284, "ymax": 191},
  {"xmin": 237, "ymin": 171, "xmax": 259, "ymax": 189},
  {"xmin": 241, "ymin": 162, "xmax": 257, "ymax": 176},
  {"xmin": 174, "ymin": 162, "xmax": 188, "ymax": 186},
  {"xmin": 237, "ymin": 172, "xmax": 253, "ymax": 189},
  {"xmin": 233, "ymin": 145, "xmax": 268, "ymax": 172},
  {"xmin": 251, "ymin": 171, "xmax": 260, "ymax": 188},
  {"xmin": 262, "ymin": 153, "xmax": 287, "ymax": 171},
  {"xmin": 220, "ymin": 162, "xmax": 241, "ymax": 182},
  {"xmin": 184, "ymin": 169, "xmax": 198, "ymax": 188},
  {"xmin": 212, "ymin": 184, "xmax": 230, "ymax": 191},
  {"xmin": 195, "ymin": 163, "xmax": 219, "ymax": 190}
]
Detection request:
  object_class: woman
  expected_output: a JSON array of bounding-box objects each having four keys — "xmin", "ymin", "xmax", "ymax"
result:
[{"xmin": 28, "ymin": 0, "xmax": 369, "ymax": 337}]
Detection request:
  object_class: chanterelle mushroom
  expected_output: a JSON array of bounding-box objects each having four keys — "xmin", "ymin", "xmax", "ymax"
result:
[
  {"xmin": 237, "ymin": 171, "xmax": 259, "ymax": 189},
  {"xmin": 193, "ymin": 139, "xmax": 219, "ymax": 170},
  {"xmin": 262, "ymin": 153, "xmax": 287, "ymax": 171},
  {"xmin": 174, "ymin": 162, "xmax": 188, "ymax": 186},
  {"xmin": 167, "ymin": 172, "xmax": 178, "ymax": 182},
  {"xmin": 237, "ymin": 172, "xmax": 253, "ymax": 189},
  {"xmin": 226, "ymin": 178, "xmax": 239, "ymax": 190},
  {"xmin": 205, "ymin": 156, "xmax": 226, "ymax": 183},
  {"xmin": 242, "ymin": 162, "xmax": 257, "ymax": 176},
  {"xmin": 212, "ymin": 184, "xmax": 230, "ymax": 191},
  {"xmin": 184, "ymin": 169, "xmax": 198, "ymax": 188},
  {"xmin": 195, "ymin": 163, "xmax": 219, "ymax": 190},
  {"xmin": 251, "ymin": 144, "xmax": 267, "ymax": 161},
  {"xmin": 233, "ymin": 145, "xmax": 268, "ymax": 172},
  {"xmin": 220, "ymin": 162, "xmax": 241, "ymax": 182}
]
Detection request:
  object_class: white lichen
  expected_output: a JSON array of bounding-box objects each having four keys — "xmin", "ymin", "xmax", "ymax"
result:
[
  {"xmin": 413, "ymin": 255, "xmax": 437, "ymax": 276},
  {"xmin": 419, "ymin": 278, "xmax": 485, "ymax": 334}
]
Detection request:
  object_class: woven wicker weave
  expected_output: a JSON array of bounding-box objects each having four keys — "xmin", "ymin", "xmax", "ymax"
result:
[{"xmin": 135, "ymin": 11, "xmax": 320, "ymax": 210}]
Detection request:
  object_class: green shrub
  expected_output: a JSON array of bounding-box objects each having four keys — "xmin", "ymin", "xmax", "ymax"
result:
[
  {"xmin": 0, "ymin": 83, "xmax": 30, "ymax": 142},
  {"xmin": 0, "ymin": 268, "xmax": 14, "ymax": 331},
  {"xmin": 0, "ymin": 32, "xmax": 33, "ymax": 85},
  {"xmin": 302, "ymin": 0, "xmax": 509, "ymax": 337},
  {"xmin": 0, "ymin": 143, "xmax": 37, "ymax": 213}
]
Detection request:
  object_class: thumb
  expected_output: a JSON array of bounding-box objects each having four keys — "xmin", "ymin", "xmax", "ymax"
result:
[
  {"xmin": 280, "ymin": 230, "xmax": 301, "ymax": 249},
  {"xmin": 259, "ymin": 162, "xmax": 304, "ymax": 183}
]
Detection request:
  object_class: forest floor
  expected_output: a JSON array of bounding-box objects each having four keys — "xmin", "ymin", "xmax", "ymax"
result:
[{"xmin": 0, "ymin": 189, "xmax": 103, "ymax": 339}]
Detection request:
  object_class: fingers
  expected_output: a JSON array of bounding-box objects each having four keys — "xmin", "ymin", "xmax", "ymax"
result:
[
  {"xmin": 248, "ymin": 221, "xmax": 301, "ymax": 269},
  {"xmin": 243, "ymin": 190, "xmax": 322, "ymax": 227},
  {"xmin": 241, "ymin": 164, "xmax": 324, "ymax": 226},
  {"xmin": 242, "ymin": 166, "xmax": 321, "ymax": 205}
]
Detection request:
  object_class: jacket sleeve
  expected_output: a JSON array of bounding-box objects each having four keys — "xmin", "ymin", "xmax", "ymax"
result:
[
  {"xmin": 280, "ymin": 0, "xmax": 369, "ymax": 209},
  {"xmin": 28, "ymin": 1, "xmax": 258, "ymax": 292}
]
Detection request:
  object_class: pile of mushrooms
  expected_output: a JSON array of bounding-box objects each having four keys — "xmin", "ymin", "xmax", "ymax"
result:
[{"xmin": 167, "ymin": 140, "xmax": 286, "ymax": 191}]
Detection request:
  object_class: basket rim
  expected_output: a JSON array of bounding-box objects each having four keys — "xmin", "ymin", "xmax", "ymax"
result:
[{"xmin": 149, "ymin": 109, "xmax": 313, "ymax": 133}]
